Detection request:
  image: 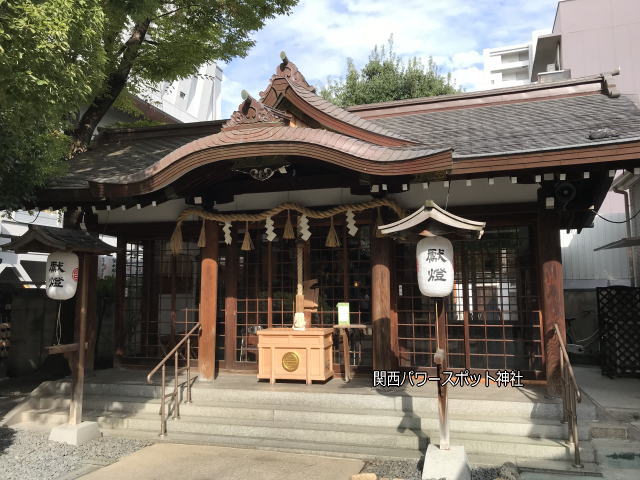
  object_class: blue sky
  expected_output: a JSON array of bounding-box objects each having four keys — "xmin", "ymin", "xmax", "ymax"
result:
[{"xmin": 220, "ymin": 0, "xmax": 559, "ymax": 117}]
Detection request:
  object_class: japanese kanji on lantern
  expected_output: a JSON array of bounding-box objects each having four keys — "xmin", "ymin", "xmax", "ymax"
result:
[
  {"xmin": 416, "ymin": 235, "xmax": 454, "ymax": 297},
  {"xmin": 46, "ymin": 251, "xmax": 79, "ymax": 300}
]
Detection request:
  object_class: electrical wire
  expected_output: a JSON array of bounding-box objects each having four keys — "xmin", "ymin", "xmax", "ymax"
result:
[
  {"xmin": 3, "ymin": 209, "xmax": 42, "ymax": 224},
  {"xmin": 590, "ymin": 207, "xmax": 640, "ymax": 224}
]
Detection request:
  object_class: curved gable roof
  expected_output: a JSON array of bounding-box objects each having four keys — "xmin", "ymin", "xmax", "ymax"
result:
[
  {"xmin": 259, "ymin": 58, "xmax": 415, "ymax": 146},
  {"xmin": 86, "ymin": 126, "xmax": 451, "ymax": 198}
]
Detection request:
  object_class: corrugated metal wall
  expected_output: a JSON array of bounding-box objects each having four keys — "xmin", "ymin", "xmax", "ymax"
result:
[{"xmin": 562, "ymin": 214, "xmax": 631, "ymax": 289}]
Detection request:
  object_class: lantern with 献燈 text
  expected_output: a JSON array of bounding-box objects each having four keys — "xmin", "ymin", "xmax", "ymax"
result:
[
  {"xmin": 416, "ymin": 235, "xmax": 454, "ymax": 298},
  {"xmin": 46, "ymin": 251, "xmax": 79, "ymax": 300}
]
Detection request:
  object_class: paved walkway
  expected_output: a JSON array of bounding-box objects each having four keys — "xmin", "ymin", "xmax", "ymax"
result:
[
  {"xmin": 574, "ymin": 365, "xmax": 640, "ymax": 419},
  {"xmin": 80, "ymin": 443, "xmax": 364, "ymax": 480}
]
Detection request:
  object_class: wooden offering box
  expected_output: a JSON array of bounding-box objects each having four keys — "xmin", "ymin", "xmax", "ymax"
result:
[{"xmin": 257, "ymin": 328, "xmax": 334, "ymax": 384}]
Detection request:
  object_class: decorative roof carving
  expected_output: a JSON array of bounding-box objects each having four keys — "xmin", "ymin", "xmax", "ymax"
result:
[
  {"xmin": 223, "ymin": 93, "xmax": 290, "ymax": 131},
  {"xmin": 260, "ymin": 52, "xmax": 316, "ymax": 99}
]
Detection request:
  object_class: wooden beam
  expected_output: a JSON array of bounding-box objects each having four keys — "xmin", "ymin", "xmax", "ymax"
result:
[
  {"xmin": 69, "ymin": 253, "xmax": 90, "ymax": 425},
  {"xmin": 44, "ymin": 343, "xmax": 79, "ymax": 355},
  {"xmin": 371, "ymin": 221, "xmax": 394, "ymax": 370},
  {"xmin": 537, "ymin": 211, "xmax": 566, "ymax": 395},
  {"xmin": 198, "ymin": 221, "xmax": 219, "ymax": 381}
]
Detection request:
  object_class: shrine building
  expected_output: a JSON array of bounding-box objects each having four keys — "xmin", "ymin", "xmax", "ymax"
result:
[{"xmin": 34, "ymin": 57, "xmax": 640, "ymax": 388}]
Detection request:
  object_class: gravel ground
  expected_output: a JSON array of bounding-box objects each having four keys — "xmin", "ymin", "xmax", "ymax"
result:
[
  {"xmin": 360, "ymin": 458, "xmax": 503, "ymax": 480},
  {"xmin": 0, "ymin": 427, "xmax": 151, "ymax": 480}
]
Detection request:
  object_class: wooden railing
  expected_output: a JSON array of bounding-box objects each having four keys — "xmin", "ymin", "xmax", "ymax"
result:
[
  {"xmin": 554, "ymin": 323, "xmax": 583, "ymax": 468},
  {"xmin": 147, "ymin": 321, "xmax": 201, "ymax": 437}
]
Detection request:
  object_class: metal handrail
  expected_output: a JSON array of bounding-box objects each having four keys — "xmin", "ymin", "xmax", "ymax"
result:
[
  {"xmin": 553, "ymin": 323, "xmax": 583, "ymax": 468},
  {"xmin": 147, "ymin": 321, "xmax": 201, "ymax": 437}
]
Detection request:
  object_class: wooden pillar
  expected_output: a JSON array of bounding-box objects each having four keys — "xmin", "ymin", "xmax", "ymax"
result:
[
  {"xmin": 70, "ymin": 253, "xmax": 90, "ymax": 425},
  {"xmin": 84, "ymin": 256, "xmax": 98, "ymax": 375},
  {"xmin": 537, "ymin": 211, "xmax": 566, "ymax": 395},
  {"xmin": 371, "ymin": 230, "xmax": 394, "ymax": 371},
  {"xmin": 141, "ymin": 239, "xmax": 155, "ymax": 357},
  {"xmin": 434, "ymin": 297, "xmax": 450, "ymax": 449},
  {"xmin": 114, "ymin": 236, "xmax": 126, "ymax": 364},
  {"xmin": 199, "ymin": 221, "xmax": 219, "ymax": 381},
  {"xmin": 224, "ymin": 227, "xmax": 238, "ymax": 368},
  {"xmin": 267, "ymin": 242, "xmax": 273, "ymax": 328}
]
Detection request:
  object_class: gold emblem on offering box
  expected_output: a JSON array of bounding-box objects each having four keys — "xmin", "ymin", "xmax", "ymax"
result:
[{"xmin": 282, "ymin": 351, "xmax": 300, "ymax": 372}]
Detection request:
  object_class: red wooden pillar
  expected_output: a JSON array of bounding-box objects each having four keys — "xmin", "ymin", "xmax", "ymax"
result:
[
  {"xmin": 371, "ymin": 229, "xmax": 394, "ymax": 371},
  {"xmin": 199, "ymin": 221, "xmax": 219, "ymax": 381},
  {"xmin": 537, "ymin": 211, "xmax": 566, "ymax": 395}
]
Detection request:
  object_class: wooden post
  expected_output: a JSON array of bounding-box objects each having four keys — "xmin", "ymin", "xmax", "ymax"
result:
[
  {"xmin": 170, "ymin": 254, "xmax": 177, "ymax": 346},
  {"xmin": 371, "ymin": 229, "xmax": 393, "ymax": 371},
  {"xmin": 267, "ymin": 242, "xmax": 273, "ymax": 328},
  {"xmin": 199, "ymin": 221, "xmax": 218, "ymax": 381},
  {"xmin": 537, "ymin": 211, "xmax": 566, "ymax": 395},
  {"xmin": 70, "ymin": 253, "xmax": 90, "ymax": 425},
  {"xmin": 434, "ymin": 297, "xmax": 450, "ymax": 449},
  {"xmin": 224, "ymin": 228, "xmax": 238, "ymax": 368},
  {"xmin": 141, "ymin": 239, "xmax": 154, "ymax": 357},
  {"xmin": 84, "ymin": 256, "xmax": 98, "ymax": 375},
  {"xmin": 114, "ymin": 236, "xmax": 126, "ymax": 364},
  {"xmin": 295, "ymin": 241, "xmax": 304, "ymax": 313}
]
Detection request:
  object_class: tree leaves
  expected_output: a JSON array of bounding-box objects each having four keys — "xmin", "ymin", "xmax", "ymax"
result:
[
  {"xmin": 0, "ymin": 0, "xmax": 298, "ymax": 208},
  {"xmin": 320, "ymin": 37, "xmax": 459, "ymax": 107}
]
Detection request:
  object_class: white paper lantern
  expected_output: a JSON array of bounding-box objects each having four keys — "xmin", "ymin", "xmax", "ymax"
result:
[
  {"xmin": 416, "ymin": 236, "xmax": 454, "ymax": 297},
  {"xmin": 46, "ymin": 251, "xmax": 79, "ymax": 300}
]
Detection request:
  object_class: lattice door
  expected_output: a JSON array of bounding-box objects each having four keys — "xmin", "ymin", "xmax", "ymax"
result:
[{"xmin": 597, "ymin": 286, "xmax": 640, "ymax": 377}]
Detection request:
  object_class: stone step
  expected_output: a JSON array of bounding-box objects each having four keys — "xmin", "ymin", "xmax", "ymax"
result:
[
  {"xmin": 37, "ymin": 379, "xmax": 596, "ymax": 421},
  {"xmin": 19, "ymin": 407, "xmax": 595, "ymax": 461},
  {"xmin": 34, "ymin": 394, "xmax": 591, "ymax": 440},
  {"xmin": 101, "ymin": 427, "xmax": 424, "ymax": 461}
]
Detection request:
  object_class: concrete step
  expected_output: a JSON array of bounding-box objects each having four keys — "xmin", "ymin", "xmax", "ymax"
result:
[
  {"xmin": 31, "ymin": 394, "xmax": 592, "ymax": 440},
  {"xmin": 37, "ymin": 379, "xmax": 596, "ymax": 422},
  {"xmin": 101, "ymin": 427, "xmax": 424, "ymax": 461},
  {"xmin": 19, "ymin": 407, "xmax": 595, "ymax": 461}
]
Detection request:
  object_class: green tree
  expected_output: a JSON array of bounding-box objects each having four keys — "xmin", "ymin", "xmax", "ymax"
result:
[
  {"xmin": 0, "ymin": 0, "xmax": 297, "ymax": 209},
  {"xmin": 0, "ymin": 0, "xmax": 106, "ymax": 209},
  {"xmin": 321, "ymin": 38, "xmax": 459, "ymax": 107}
]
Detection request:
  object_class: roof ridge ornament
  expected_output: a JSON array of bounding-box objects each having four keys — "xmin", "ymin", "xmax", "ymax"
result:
[
  {"xmin": 259, "ymin": 51, "xmax": 316, "ymax": 99},
  {"xmin": 602, "ymin": 68, "xmax": 621, "ymax": 98},
  {"xmin": 222, "ymin": 91, "xmax": 290, "ymax": 131}
]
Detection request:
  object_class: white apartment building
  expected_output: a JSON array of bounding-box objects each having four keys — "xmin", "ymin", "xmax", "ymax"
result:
[
  {"xmin": 483, "ymin": 30, "xmax": 551, "ymax": 89},
  {"xmin": 147, "ymin": 63, "xmax": 223, "ymax": 123},
  {"xmin": 483, "ymin": 42, "xmax": 532, "ymax": 88}
]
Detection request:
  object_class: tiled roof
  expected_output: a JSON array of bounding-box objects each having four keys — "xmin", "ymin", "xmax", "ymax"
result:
[
  {"xmin": 287, "ymin": 82, "xmax": 413, "ymax": 142},
  {"xmin": 89, "ymin": 126, "xmax": 450, "ymax": 187},
  {"xmin": 371, "ymin": 94, "xmax": 640, "ymax": 156},
  {"xmin": 49, "ymin": 134, "xmax": 206, "ymax": 189},
  {"xmin": 2, "ymin": 225, "xmax": 116, "ymax": 254}
]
